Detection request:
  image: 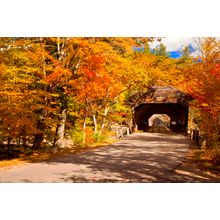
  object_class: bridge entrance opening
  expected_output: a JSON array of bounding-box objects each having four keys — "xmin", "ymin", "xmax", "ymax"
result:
[
  {"xmin": 148, "ymin": 114, "xmax": 170, "ymax": 127},
  {"xmin": 134, "ymin": 103, "xmax": 189, "ymax": 132},
  {"xmin": 148, "ymin": 114, "xmax": 171, "ymax": 133}
]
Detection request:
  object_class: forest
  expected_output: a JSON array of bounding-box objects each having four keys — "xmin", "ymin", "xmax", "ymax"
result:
[{"xmin": 0, "ymin": 37, "xmax": 219, "ymax": 164}]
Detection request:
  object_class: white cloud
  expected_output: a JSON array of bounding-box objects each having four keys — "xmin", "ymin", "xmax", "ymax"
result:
[{"xmin": 150, "ymin": 37, "xmax": 200, "ymax": 51}]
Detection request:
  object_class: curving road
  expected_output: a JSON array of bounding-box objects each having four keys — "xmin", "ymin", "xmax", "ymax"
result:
[{"xmin": 0, "ymin": 132, "xmax": 219, "ymax": 182}]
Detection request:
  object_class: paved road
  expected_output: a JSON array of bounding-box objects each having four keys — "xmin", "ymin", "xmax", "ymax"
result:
[{"xmin": 0, "ymin": 132, "xmax": 218, "ymax": 182}]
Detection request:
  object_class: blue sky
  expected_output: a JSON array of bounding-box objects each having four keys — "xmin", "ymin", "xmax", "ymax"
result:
[
  {"xmin": 167, "ymin": 43, "xmax": 196, "ymax": 58},
  {"xmin": 150, "ymin": 37, "xmax": 200, "ymax": 58}
]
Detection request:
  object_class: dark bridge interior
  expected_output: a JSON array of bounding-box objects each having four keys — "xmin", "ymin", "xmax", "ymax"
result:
[{"xmin": 134, "ymin": 103, "xmax": 188, "ymax": 132}]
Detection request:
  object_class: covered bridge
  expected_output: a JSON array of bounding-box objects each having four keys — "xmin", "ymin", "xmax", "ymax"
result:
[{"xmin": 128, "ymin": 86, "xmax": 193, "ymax": 132}]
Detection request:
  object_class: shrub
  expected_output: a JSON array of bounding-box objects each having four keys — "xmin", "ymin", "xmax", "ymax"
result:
[{"xmin": 71, "ymin": 130, "xmax": 84, "ymax": 147}]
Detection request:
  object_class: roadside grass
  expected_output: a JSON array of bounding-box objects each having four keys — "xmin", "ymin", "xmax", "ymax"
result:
[
  {"xmin": 187, "ymin": 146, "xmax": 220, "ymax": 172},
  {"xmin": 0, "ymin": 159, "xmax": 26, "ymax": 171},
  {"xmin": 0, "ymin": 137, "xmax": 118, "ymax": 170}
]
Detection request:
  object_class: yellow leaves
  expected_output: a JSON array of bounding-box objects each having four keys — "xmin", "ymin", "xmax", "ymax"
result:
[
  {"xmin": 45, "ymin": 66, "xmax": 72, "ymax": 86},
  {"xmin": 0, "ymin": 63, "xmax": 6, "ymax": 74},
  {"xmin": 89, "ymin": 40, "xmax": 113, "ymax": 55}
]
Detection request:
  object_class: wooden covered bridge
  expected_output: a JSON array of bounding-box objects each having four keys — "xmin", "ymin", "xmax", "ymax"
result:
[{"xmin": 128, "ymin": 86, "xmax": 193, "ymax": 132}]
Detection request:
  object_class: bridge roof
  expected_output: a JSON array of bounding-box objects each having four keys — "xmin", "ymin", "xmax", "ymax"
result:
[{"xmin": 128, "ymin": 85, "xmax": 193, "ymax": 107}]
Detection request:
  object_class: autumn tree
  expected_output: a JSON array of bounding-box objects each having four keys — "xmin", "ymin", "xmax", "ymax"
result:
[
  {"xmin": 0, "ymin": 38, "xmax": 47, "ymax": 148},
  {"xmin": 69, "ymin": 38, "xmax": 154, "ymax": 144},
  {"xmin": 0, "ymin": 37, "xmax": 158, "ymax": 151},
  {"xmin": 152, "ymin": 43, "xmax": 168, "ymax": 57},
  {"xmin": 181, "ymin": 38, "xmax": 220, "ymax": 149}
]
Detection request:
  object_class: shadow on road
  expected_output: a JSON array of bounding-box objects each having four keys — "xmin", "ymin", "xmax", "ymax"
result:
[{"xmin": 38, "ymin": 133, "xmax": 218, "ymax": 183}]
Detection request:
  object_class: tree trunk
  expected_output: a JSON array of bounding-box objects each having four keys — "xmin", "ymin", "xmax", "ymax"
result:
[
  {"xmin": 7, "ymin": 137, "xmax": 11, "ymax": 146},
  {"xmin": 55, "ymin": 109, "xmax": 67, "ymax": 148},
  {"xmin": 32, "ymin": 120, "xmax": 45, "ymax": 149},
  {"xmin": 57, "ymin": 37, "xmax": 61, "ymax": 59},
  {"xmin": 99, "ymin": 107, "xmax": 109, "ymax": 135},
  {"xmin": 32, "ymin": 133, "xmax": 44, "ymax": 149},
  {"xmin": 17, "ymin": 136, "xmax": 21, "ymax": 146},
  {"xmin": 7, "ymin": 139, "xmax": 11, "ymax": 159},
  {"xmin": 40, "ymin": 37, "xmax": 46, "ymax": 78},
  {"xmin": 131, "ymin": 108, "xmax": 137, "ymax": 132},
  {"xmin": 82, "ymin": 117, "xmax": 87, "ymax": 146},
  {"xmin": 23, "ymin": 135, "xmax": 27, "ymax": 147},
  {"xmin": 93, "ymin": 113, "xmax": 98, "ymax": 135},
  {"xmin": 53, "ymin": 126, "xmax": 59, "ymax": 148}
]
